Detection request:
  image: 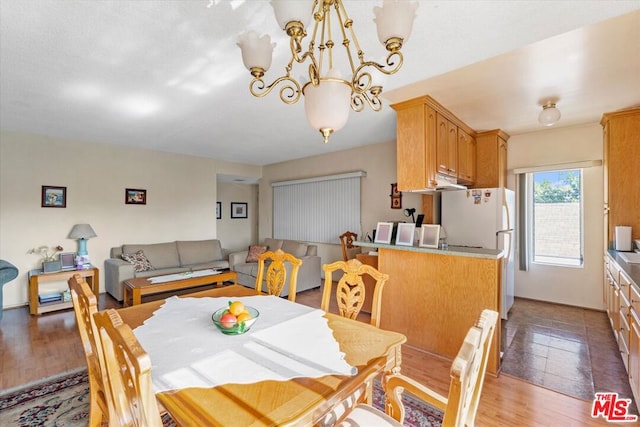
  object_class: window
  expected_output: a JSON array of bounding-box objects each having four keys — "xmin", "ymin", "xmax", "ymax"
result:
[{"xmin": 525, "ymin": 169, "xmax": 583, "ymax": 267}]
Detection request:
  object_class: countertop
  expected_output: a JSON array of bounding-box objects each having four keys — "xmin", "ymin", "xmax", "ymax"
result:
[
  {"xmin": 355, "ymin": 241, "xmax": 504, "ymax": 260},
  {"xmin": 607, "ymin": 249, "xmax": 640, "ymax": 289}
]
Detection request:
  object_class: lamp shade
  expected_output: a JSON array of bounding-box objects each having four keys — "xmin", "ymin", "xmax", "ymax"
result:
[
  {"xmin": 303, "ymin": 69, "xmax": 351, "ymax": 142},
  {"xmin": 270, "ymin": 0, "xmax": 312, "ymax": 30},
  {"xmin": 373, "ymin": 0, "xmax": 419, "ymax": 46},
  {"xmin": 237, "ymin": 31, "xmax": 275, "ymax": 72},
  {"xmin": 538, "ymin": 102, "xmax": 561, "ymax": 126},
  {"xmin": 68, "ymin": 224, "xmax": 97, "ymax": 240}
]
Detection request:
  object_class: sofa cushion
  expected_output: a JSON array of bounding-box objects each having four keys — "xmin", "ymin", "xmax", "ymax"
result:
[
  {"xmin": 177, "ymin": 240, "xmax": 223, "ymax": 266},
  {"xmin": 246, "ymin": 245, "xmax": 268, "ymax": 263},
  {"xmin": 122, "ymin": 242, "xmax": 180, "ymax": 269},
  {"xmin": 263, "ymin": 238, "xmax": 283, "ymax": 251},
  {"xmin": 234, "ymin": 262, "xmax": 260, "ymax": 277},
  {"xmin": 121, "ymin": 250, "xmax": 154, "ymax": 272},
  {"xmin": 281, "ymin": 240, "xmax": 308, "ymax": 258}
]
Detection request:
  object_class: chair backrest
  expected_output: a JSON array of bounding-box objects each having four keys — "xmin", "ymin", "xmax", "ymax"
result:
[
  {"xmin": 445, "ymin": 308, "xmax": 498, "ymax": 426},
  {"xmin": 321, "ymin": 259, "xmax": 389, "ymax": 327},
  {"xmin": 255, "ymin": 248, "xmax": 302, "ymax": 302},
  {"xmin": 69, "ymin": 273, "xmax": 108, "ymax": 426},
  {"xmin": 93, "ymin": 308, "xmax": 163, "ymax": 427},
  {"xmin": 339, "ymin": 231, "xmax": 360, "ymax": 261}
]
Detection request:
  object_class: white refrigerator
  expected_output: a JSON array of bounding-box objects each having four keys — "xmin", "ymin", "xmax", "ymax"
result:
[{"xmin": 441, "ymin": 188, "xmax": 515, "ymax": 319}]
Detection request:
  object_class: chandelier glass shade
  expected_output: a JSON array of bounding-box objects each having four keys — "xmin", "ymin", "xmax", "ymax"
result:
[
  {"xmin": 237, "ymin": 0, "xmax": 419, "ymax": 143},
  {"xmin": 538, "ymin": 101, "xmax": 561, "ymax": 126}
]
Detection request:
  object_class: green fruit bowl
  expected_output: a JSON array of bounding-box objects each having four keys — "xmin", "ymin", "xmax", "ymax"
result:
[{"xmin": 211, "ymin": 306, "xmax": 260, "ymax": 335}]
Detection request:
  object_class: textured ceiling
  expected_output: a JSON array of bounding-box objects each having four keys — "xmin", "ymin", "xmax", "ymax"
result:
[{"xmin": 1, "ymin": 1, "xmax": 639, "ymax": 166}]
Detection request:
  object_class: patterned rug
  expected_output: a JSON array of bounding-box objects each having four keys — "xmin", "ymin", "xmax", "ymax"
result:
[{"xmin": 0, "ymin": 370, "xmax": 443, "ymax": 426}]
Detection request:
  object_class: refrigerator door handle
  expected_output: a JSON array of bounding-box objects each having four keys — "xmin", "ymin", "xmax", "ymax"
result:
[{"xmin": 496, "ymin": 229, "xmax": 514, "ymax": 254}]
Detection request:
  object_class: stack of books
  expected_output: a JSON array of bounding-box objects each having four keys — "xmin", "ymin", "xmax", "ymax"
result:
[{"xmin": 38, "ymin": 293, "xmax": 63, "ymax": 304}]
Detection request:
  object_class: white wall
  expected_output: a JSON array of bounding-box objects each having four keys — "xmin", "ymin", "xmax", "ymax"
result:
[
  {"xmin": 216, "ymin": 181, "xmax": 259, "ymax": 253},
  {"xmin": 509, "ymin": 123, "xmax": 605, "ymax": 309},
  {"xmin": 0, "ymin": 131, "xmax": 261, "ymax": 308},
  {"xmin": 260, "ymin": 141, "xmax": 423, "ymax": 267}
]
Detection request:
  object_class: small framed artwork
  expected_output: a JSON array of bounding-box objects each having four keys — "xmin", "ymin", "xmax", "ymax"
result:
[
  {"xmin": 374, "ymin": 222, "xmax": 394, "ymax": 244},
  {"xmin": 395, "ymin": 223, "xmax": 416, "ymax": 246},
  {"xmin": 59, "ymin": 252, "xmax": 77, "ymax": 270},
  {"xmin": 216, "ymin": 202, "xmax": 222, "ymax": 219},
  {"xmin": 231, "ymin": 202, "xmax": 247, "ymax": 219},
  {"xmin": 420, "ymin": 224, "xmax": 441, "ymax": 248},
  {"xmin": 125, "ymin": 188, "xmax": 147, "ymax": 205},
  {"xmin": 390, "ymin": 182, "xmax": 402, "ymax": 209},
  {"xmin": 41, "ymin": 186, "xmax": 67, "ymax": 208}
]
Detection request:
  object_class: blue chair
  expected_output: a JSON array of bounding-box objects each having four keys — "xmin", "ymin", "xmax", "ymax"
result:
[{"xmin": 0, "ymin": 260, "xmax": 19, "ymax": 320}]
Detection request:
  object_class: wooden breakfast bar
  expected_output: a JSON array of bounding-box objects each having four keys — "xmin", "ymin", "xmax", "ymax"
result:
[{"xmin": 357, "ymin": 241, "xmax": 504, "ymax": 375}]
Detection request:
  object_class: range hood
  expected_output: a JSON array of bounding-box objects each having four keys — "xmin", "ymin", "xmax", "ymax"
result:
[{"xmin": 408, "ymin": 173, "xmax": 467, "ymax": 193}]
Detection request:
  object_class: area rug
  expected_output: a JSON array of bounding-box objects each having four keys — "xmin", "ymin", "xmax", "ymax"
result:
[{"xmin": 0, "ymin": 370, "xmax": 443, "ymax": 426}]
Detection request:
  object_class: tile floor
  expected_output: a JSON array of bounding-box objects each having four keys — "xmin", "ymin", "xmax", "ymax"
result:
[{"xmin": 501, "ymin": 297, "xmax": 637, "ymax": 414}]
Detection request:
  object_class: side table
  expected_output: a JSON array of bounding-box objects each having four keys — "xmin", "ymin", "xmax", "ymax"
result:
[{"xmin": 28, "ymin": 266, "xmax": 99, "ymax": 315}]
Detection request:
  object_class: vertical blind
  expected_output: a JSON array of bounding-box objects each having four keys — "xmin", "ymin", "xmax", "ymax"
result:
[{"xmin": 272, "ymin": 171, "xmax": 365, "ymax": 244}]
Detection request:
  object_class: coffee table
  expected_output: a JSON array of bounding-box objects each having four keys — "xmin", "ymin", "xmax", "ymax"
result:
[{"xmin": 122, "ymin": 270, "xmax": 238, "ymax": 307}]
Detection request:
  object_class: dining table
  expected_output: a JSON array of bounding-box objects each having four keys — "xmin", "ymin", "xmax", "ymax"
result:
[{"xmin": 116, "ymin": 284, "xmax": 406, "ymax": 427}]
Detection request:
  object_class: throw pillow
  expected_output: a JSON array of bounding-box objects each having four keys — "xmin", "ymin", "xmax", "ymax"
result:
[
  {"xmin": 246, "ymin": 245, "xmax": 268, "ymax": 263},
  {"xmin": 122, "ymin": 250, "xmax": 154, "ymax": 272}
]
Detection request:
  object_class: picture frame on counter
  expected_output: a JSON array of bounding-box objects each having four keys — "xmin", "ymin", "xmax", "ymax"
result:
[
  {"xmin": 419, "ymin": 224, "xmax": 440, "ymax": 248},
  {"xmin": 395, "ymin": 223, "xmax": 415, "ymax": 246},
  {"xmin": 374, "ymin": 222, "xmax": 394, "ymax": 244}
]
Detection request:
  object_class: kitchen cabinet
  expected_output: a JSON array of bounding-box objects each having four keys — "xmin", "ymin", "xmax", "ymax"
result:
[
  {"xmin": 391, "ymin": 95, "xmax": 475, "ymax": 191},
  {"xmin": 457, "ymin": 128, "xmax": 476, "ymax": 184},
  {"xmin": 473, "ymin": 129, "xmax": 509, "ymax": 188},
  {"xmin": 601, "ymin": 109, "xmax": 640, "ymax": 249},
  {"xmin": 436, "ymin": 112, "xmax": 458, "ymax": 178},
  {"xmin": 605, "ymin": 252, "xmax": 640, "ymax": 406}
]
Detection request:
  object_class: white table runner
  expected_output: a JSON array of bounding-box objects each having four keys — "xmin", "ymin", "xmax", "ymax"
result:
[
  {"xmin": 147, "ymin": 269, "xmax": 220, "ymax": 284},
  {"xmin": 133, "ymin": 295, "xmax": 355, "ymax": 393}
]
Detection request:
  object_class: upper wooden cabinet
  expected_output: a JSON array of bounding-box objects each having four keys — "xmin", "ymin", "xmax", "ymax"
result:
[
  {"xmin": 473, "ymin": 130, "xmax": 509, "ymax": 189},
  {"xmin": 601, "ymin": 108, "xmax": 640, "ymax": 248},
  {"xmin": 392, "ymin": 96, "xmax": 475, "ymax": 191},
  {"xmin": 457, "ymin": 128, "xmax": 476, "ymax": 185}
]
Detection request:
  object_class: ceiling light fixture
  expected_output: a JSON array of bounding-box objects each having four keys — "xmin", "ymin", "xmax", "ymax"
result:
[
  {"xmin": 538, "ymin": 101, "xmax": 561, "ymax": 126},
  {"xmin": 237, "ymin": 0, "xmax": 418, "ymax": 144}
]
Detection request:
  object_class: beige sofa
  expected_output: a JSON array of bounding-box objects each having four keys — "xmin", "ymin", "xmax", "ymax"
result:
[
  {"xmin": 228, "ymin": 238, "xmax": 321, "ymax": 297},
  {"xmin": 104, "ymin": 239, "xmax": 229, "ymax": 301}
]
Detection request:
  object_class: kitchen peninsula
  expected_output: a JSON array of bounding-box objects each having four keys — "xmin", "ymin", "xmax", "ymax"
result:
[{"xmin": 356, "ymin": 241, "xmax": 504, "ymax": 374}]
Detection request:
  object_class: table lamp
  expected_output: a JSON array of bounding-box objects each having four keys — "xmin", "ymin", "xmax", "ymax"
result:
[{"xmin": 68, "ymin": 223, "xmax": 97, "ymax": 257}]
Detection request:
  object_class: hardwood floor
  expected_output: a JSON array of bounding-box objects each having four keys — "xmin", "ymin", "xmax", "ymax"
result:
[{"xmin": 0, "ymin": 286, "xmax": 612, "ymax": 426}]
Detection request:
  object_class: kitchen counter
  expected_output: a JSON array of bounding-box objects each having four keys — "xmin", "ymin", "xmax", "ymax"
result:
[
  {"xmin": 607, "ymin": 249, "xmax": 640, "ymax": 289},
  {"xmin": 358, "ymin": 243, "xmax": 503, "ymax": 374},
  {"xmin": 355, "ymin": 241, "xmax": 504, "ymax": 259}
]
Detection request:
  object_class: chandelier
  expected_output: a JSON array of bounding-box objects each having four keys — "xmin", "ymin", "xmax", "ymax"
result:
[{"xmin": 237, "ymin": 0, "xmax": 418, "ymax": 143}]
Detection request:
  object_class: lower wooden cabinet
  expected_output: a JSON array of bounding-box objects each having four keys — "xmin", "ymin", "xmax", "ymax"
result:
[{"xmin": 605, "ymin": 253, "xmax": 640, "ymax": 404}]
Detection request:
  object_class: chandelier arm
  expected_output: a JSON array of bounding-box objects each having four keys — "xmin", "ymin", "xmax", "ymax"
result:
[
  {"xmin": 249, "ymin": 76, "xmax": 302, "ymax": 105},
  {"xmin": 351, "ymin": 91, "xmax": 382, "ymax": 113}
]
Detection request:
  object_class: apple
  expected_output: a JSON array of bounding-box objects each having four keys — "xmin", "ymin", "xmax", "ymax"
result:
[{"xmin": 220, "ymin": 313, "xmax": 237, "ymax": 329}]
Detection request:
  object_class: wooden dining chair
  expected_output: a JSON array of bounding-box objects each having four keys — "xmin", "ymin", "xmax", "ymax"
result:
[
  {"xmin": 337, "ymin": 309, "xmax": 499, "ymax": 427},
  {"xmin": 255, "ymin": 248, "xmax": 302, "ymax": 302},
  {"xmin": 69, "ymin": 273, "xmax": 108, "ymax": 427},
  {"xmin": 93, "ymin": 308, "xmax": 163, "ymax": 427},
  {"xmin": 321, "ymin": 258, "xmax": 389, "ymax": 328},
  {"xmin": 339, "ymin": 231, "xmax": 361, "ymax": 261}
]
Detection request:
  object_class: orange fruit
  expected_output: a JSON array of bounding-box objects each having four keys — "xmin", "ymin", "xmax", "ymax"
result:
[
  {"xmin": 237, "ymin": 311, "xmax": 251, "ymax": 322},
  {"xmin": 229, "ymin": 301, "xmax": 246, "ymax": 316}
]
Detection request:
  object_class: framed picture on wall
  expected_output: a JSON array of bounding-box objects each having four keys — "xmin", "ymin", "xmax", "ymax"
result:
[
  {"xmin": 231, "ymin": 202, "xmax": 247, "ymax": 218},
  {"xmin": 395, "ymin": 223, "xmax": 416, "ymax": 246},
  {"xmin": 125, "ymin": 188, "xmax": 146, "ymax": 205},
  {"xmin": 374, "ymin": 222, "xmax": 394, "ymax": 244},
  {"xmin": 41, "ymin": 186, "xmax": 66, "ymax": 208},
  {"xmin": 216, "ymin": 202, "xmax": 221, "ymax": 219},
  {"xmin": 419, "ymin": 224, "xmax": 440, "ymax": 248}
]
